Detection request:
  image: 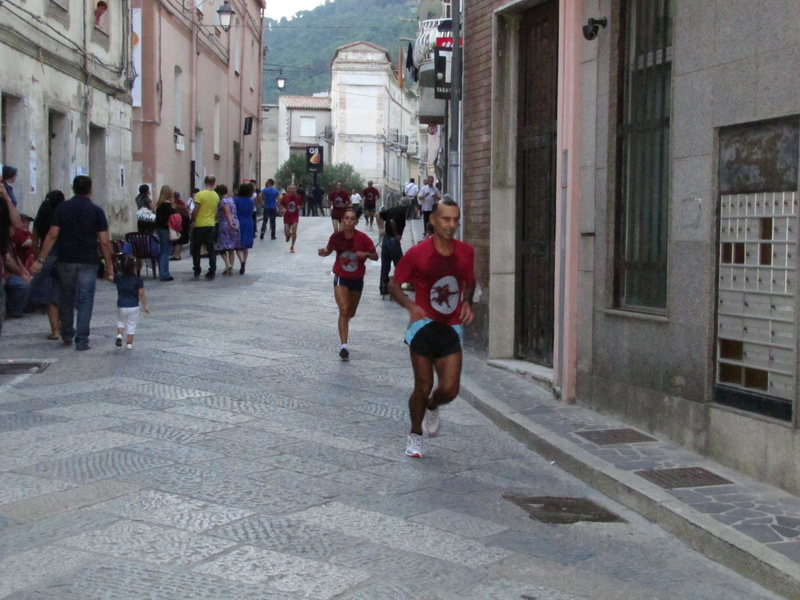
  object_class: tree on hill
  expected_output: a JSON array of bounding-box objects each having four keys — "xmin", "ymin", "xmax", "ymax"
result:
[
  {"xmin": 262, "ymin": 0, "xmax": 417, "ymax": 103},
  {"xmin": 274, "ymin": 154, "xmax": 363, "ymax": 192}
]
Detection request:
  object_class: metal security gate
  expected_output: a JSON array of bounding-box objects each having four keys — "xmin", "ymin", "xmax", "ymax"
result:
[{"xmin": 515, "ymin": 0, "xmax": 558, "ymax": 365}]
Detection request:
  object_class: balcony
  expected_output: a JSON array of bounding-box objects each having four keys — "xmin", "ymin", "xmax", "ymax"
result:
[
  {"xmin": 413, "ymin": 0, "xmax": 451, "ymax": 66},
  {"xmin": 413, "ymin": 18, "xmax": 449, "ymax": 67}
]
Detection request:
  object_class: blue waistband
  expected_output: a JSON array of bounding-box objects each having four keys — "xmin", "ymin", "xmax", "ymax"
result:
[{"xmin": 405, "ymin": 318, "xmax": 463, "ymax": 346}]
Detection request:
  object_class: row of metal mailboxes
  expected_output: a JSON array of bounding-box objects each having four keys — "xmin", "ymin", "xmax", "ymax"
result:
[
  {"xmin": 718, "ymin": 242, "xmax": 796, "ymax": 268},
  {"xmin": 718, "ymin": 290, "xmax": 795, "ymax": 320},
  {"xmin": 719, "ymin": 218, "xmax": 795, "ymax": 242},
  {"xmin": 718, "ymin": 266, "xmax": 794, "ymax": 294},
  {"xmin": 720, "ymin": 193, "xmax": 798, "ymax": 218},
  {"xmin": 717, "ymin": 314, "xmax": 796, "ymax": 347},
  {"xmin": 718, "ymin": 336, "xmax": 795, "ymax": 371},
  {"xmin": 716, "ymin": 362, "xmax": 795, "ymax": 401}
]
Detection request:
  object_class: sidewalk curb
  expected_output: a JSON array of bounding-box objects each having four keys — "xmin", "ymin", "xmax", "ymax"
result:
[{"xmin": 459, "ymin": 374, "xmax": 800, "ymax": 600}]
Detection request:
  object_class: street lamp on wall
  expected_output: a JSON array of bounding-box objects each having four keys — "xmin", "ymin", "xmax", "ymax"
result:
[{"xmin": 216, "ymin": 0, "xmax": 234, "ymax": 31}]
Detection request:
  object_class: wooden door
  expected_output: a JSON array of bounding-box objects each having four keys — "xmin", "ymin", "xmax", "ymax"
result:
[{"xmin": 515, "ymin": 0, "xmax": 558, "ymax": 365}]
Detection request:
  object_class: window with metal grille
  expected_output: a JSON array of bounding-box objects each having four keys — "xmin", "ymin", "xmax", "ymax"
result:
[{"xmin": 614, "ymin": 0, "xmax": 673, "ymax": 311}]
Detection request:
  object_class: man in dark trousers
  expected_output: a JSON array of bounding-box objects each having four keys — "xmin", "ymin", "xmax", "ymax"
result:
[
  {"xmin": 376, "ymin": 198, "xmax": 408, "ymax": 297},
  {"xmin": 31, "ymin": 175, "xmax": 114, "ymax": 350}
]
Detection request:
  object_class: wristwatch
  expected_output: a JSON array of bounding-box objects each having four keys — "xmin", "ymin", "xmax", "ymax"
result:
[{"xmin": 37, "ymin": 257, "xmax": 47, "ymax": 264}]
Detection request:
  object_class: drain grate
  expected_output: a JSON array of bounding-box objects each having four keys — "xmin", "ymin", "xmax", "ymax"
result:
[
  {"xmin": 574, "ymin": 428, "xmax": 657, "ymax": 445},
  {"xmin": 0, "ymin": 361, "xmax": 51, "ymax": 375},
  {"xmin": 635, "ymin": 466, "xmax": 733, "ymax": 489},
  {"xmin": 504, "ymin": 495, "xmax": 625, "ymax": 524}
]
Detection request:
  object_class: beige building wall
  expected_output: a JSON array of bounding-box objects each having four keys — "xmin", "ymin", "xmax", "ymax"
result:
[
  {"xmin": 0, "ymin": 0, "xmax": 136, "ymax": 233},
  {"xmin": 133, "ymin": 0, "xmax": 263, "ymax": 201},
  {"xmin": 259, "ymin": 104, "xmax": 279, "ymax": 184}
]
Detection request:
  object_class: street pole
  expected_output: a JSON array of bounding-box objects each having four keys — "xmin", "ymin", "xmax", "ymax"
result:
[{"xmin": 449, "ymin": 0, "xmax": 462, "ymax": 207}]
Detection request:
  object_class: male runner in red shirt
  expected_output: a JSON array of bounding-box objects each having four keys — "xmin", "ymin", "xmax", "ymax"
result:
[
  {"xmin": 328, "ymin": 181, "xmax": 351, "ymax": 232},
  {"xmin": 388, "ymin": 197, "xmax": 475, "ymax": 458},
  {"xmin": 361, "ymin": 181, "xmax": 380, "ymax": 230},
  {"xmin": 318, "ymin": 208, "xmax": 378, "ymax": 360},
  {"xmin": 279, "ymin": 184, "xmax": 303, "ymax": 253}
]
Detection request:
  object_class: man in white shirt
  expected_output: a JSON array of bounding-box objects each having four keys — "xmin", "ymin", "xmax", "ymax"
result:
[
  {"xmin": 417, "ymin": 176, "xmax": 441, "ymax": 235},
  {"xmin": 403, "ymin": 178, "xmax": 419, "ymax": 220}
]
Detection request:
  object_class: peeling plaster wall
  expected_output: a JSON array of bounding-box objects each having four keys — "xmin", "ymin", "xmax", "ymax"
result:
[
  {"xmin": 0, "ymin": 45, "xmax": 135, "ymax": 234},
  {"xmin": 0, "ymin": 0, "xmax": 136, "ymax": 234}
]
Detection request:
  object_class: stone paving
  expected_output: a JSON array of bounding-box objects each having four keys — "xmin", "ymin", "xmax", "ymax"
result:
[
  {"xmin": 460, "ymin": 357, "xmax": 800, "ymax": 564},
  {"xmin": 0, "ymin": 215, "xmax": 785, "ymax": 599}
]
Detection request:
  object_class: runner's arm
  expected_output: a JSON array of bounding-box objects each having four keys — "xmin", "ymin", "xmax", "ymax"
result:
[
  {"xmin": 388, "ymin": 277, "xmax": 427, "ymax": 322},
  {"xmin": 459, "ymin": 283, "xmax": 475, "ymax": 325}
]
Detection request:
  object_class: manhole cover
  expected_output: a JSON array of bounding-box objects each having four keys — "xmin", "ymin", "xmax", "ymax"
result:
[
  {"xmin": 504, "ymin": 495, "xmax": 625, "ymax": 524},
  {"xmin": 0, "ymin": 361, "xmax": 51, "ymax": 375},
  {"xmin": 574, "ymin": 428, "xmax": 657, "ymax": 445},
  {"xmin": 635, "ymin": 467, "xmax": 733, "ymax": 489}
]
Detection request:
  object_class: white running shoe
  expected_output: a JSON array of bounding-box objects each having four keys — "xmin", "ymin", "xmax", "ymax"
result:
[
  {"xmin": 405, "ymin": 433, "xmax": 423, "ymax": 458},
  {"xmin": 422, "ymin": 407, "xmax": 440, "ymax": 437},
  {"xmin": 126, "ymin": 344, "xmax": 133, "ymax": 350}
]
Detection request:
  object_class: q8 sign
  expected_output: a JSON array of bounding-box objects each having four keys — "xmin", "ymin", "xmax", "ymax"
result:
[{"xmin": 306, "ymin": 146, "xmax": 324, "ymax": 173}]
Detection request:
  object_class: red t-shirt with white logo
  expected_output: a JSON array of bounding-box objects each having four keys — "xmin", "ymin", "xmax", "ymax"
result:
[
  {"xmin": 280, "ymin": 193, "xmax": 303, "ymax": 223},
  {"xmin": 392, "ymin": 237, "xmax": 475, "ymax": 326},
  {"xmin": 362, "ymin": 187, "xmax": 380, "ymax": 210},
  {"xmin": 328, "ymin": 230, "xmax": 375, "ymax": 280},
  {"xmin": 328, "ymin": 190, "xmax": 350, "ymax": 220}
]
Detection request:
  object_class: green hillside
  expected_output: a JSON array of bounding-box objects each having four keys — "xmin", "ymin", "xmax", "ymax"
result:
[{"xmin": 262, "ymin": 0, "xmax": 418, "ymax": 104}]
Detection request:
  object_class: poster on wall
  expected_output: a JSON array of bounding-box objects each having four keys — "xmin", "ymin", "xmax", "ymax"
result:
[{"xmin": 131, "ymin": 9, "xmax": 142, "ymax": 108}]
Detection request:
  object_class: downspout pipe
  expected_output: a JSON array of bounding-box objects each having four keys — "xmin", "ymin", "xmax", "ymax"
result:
[
  {"xmin": 237, "ymin": 6, "xmax": 246, "ymax": 184},
  {"xmin": 190, "ymin": 1, "xmax": 197, "ymax": 191},
  {"xmin": 448, "ymin": 0, "xmax": 461, "ymax": 208}
]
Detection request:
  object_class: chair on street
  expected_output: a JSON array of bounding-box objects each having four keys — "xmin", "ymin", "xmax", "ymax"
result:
[{"xmin": 124, "ymin": 232, "xmax": 159, "ymax": 280}]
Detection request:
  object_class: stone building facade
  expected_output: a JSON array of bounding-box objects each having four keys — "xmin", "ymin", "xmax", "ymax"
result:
[
  {"xmin": 330, "ymin": 41, "xmax": 421, "ymax": 204},
  {"xmin": 461, "ymin": 0, "xmax": 800, "ymax": 494},
  {"xmin": 0, "ymin": 0, "xmax": 136, "ymax": 232}
]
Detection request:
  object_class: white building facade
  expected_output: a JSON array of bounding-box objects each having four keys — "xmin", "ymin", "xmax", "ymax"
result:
[
  {"xmin": 330, "ymin": 41, "xmax": 420, "ymax": 204},
  {"xmin": 276, "ymin": 95, "xmax": 332, "ymax": 167},
  {"xmin": 0, "ymin": 0, "xmax": 136, "ymax": 231}
]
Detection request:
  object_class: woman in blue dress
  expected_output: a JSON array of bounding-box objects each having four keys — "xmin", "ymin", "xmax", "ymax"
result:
[{"xmin": 233, "ymin": 182, "xmax": 256, "ymax": 274}]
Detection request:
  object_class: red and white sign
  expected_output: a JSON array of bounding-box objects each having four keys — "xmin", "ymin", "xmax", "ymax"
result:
[{"xmin": 436, "ymin": 36, "xmax": 464, "ymax": 48}]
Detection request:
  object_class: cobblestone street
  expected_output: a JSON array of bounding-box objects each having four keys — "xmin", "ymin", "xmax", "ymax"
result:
[{"xmin": 0, "ymin": 216, "xmax": 784, "ymax": 599}]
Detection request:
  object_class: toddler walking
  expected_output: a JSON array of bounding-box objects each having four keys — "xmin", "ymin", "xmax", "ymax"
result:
[{"xmin": 115, "ymin": 255, "xmax": 149, "ymax": 349}]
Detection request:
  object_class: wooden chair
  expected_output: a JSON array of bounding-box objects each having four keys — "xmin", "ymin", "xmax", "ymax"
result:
[{"xmin": 124, "ymin": 232, "xmax": 159, "ymax": 280}]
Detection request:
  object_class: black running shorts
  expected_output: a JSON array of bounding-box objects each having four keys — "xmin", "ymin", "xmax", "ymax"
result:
[
  {"xmin": 333, "ymin": 274, "xmax": 364, "ymax": 293},
  {"xmin": 408, "ymin": 320, "xmax": 462, "ymax": 359}
]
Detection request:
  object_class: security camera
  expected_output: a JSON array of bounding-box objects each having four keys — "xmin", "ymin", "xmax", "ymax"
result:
[{"xmin": 582, "ymin": 17, "xmax": 607, "ymax": 41}]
